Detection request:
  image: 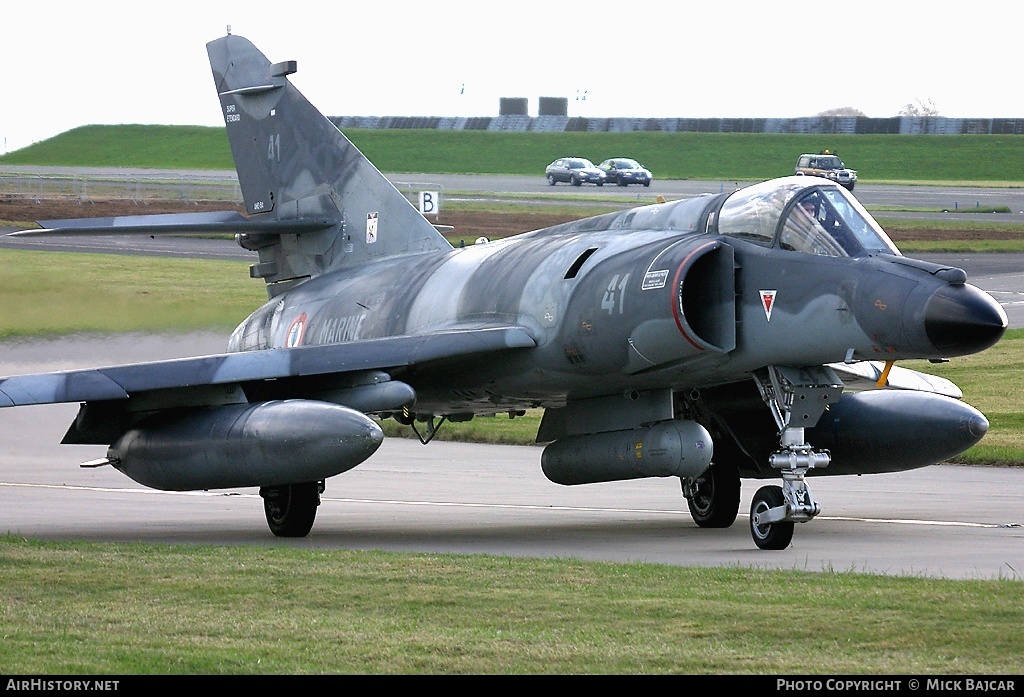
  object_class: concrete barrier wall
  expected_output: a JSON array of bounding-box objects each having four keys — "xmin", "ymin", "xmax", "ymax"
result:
[{"xmin": 330, "ymin": 115, "xmax": 1024, "ymax": 134}]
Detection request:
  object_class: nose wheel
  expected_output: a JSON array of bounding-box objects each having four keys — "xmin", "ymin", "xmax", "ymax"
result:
[{"xmin": 750, "ymin": 485, "xmax": 793, "ymax": 550}]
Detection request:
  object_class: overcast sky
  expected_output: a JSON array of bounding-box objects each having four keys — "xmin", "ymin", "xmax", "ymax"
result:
[{"xmin": 3, "ymin": 1, "xmax": 1020, "ymax": 153}]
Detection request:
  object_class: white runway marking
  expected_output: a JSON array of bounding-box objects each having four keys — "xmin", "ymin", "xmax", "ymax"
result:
[{"xmin": 2, "ymin": 480, "xmax": 1008, "ymax": 529}]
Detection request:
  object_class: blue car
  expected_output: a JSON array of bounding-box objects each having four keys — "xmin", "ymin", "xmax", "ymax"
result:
[{"xmin": 598, "ymin": 158, "xmax": 653, "ymax": 187}]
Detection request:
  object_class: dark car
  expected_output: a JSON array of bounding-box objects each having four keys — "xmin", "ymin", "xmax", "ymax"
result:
[
  {"xmin": 545, "ymin": 157, "xmax": 606, "ymax": 186},
  {"xmin": 598, "ymin": 158, "xmax": 653, "ymax": 187}
]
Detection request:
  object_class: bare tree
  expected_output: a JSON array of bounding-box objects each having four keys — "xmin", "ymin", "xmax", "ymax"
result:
[
  {"xmin": 898, "ymin": 98, "xmax": 940, "ymax": 117},
  {"xmin": 816, "ymin": 107, "xmax": 866, "ymax": 117}
]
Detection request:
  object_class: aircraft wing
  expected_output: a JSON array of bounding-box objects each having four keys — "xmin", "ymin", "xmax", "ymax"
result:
[
  {"xmin": 0, "ymin": 326, "xmax": 536, "ymax": 408},
  {"xmin": 828, "ymin": 361, "xmax": 962, "ymax": 399}
]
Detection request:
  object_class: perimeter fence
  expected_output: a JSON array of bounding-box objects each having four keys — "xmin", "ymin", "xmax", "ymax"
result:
[{"xmin": 0, "ymin": 170, "xmax": 242, "ymax": 204}]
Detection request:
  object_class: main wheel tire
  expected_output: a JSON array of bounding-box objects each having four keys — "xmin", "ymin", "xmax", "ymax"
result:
[
  {"xmin": 685, "ymin": 461, "xmax": 740, "ymax": 528},
  {"xmin": 749, "ymin": 485, "xmax": 794, "ymax": 550},
  {"xmin": 263, "ymin": 482, "xmax": 320, "ymax": 537},
  {"xmin": 571, "ymin": 176, "xmax": 582, "ymax": 187},
  {"xmin": 547, "ymin": 174, "xmax": 556, "ymax": 186}
]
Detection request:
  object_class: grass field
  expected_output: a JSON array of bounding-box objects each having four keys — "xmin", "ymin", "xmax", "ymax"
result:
[
  {"xmin": 1, "ymin": 536, "xmax": 1022, "ymax": 674},
  {"xmin": 0, "ymin": 250, "xmax": 262, "ymax": 339},
  {"xmin": 5, "ymin": 124, "xmax": 1024, "ymax": 184}
]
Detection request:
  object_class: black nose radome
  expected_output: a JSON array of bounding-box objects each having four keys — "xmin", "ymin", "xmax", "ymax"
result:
[{"xmin": 925, "ymin": 283, "xmax": 1007, "ymax": 356}]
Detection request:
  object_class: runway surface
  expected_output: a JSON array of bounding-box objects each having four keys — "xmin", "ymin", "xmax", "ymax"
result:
[{"xmin": 1, "ymin": 333, "xmax": 1022, "ymax": 580}]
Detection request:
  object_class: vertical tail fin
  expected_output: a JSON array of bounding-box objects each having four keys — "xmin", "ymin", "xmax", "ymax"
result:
[{"xmin": 206, "ymin": 34, "xmax": 451, "ymax": 295}]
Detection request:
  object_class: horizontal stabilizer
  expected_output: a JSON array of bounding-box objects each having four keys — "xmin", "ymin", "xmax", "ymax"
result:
[
  {"xmin": 219, "ymin": 83, "xmax": 283, "ymax": 96},
  {"xmin": 9, "ymin": 211, "xmax": 336, "ymax": 237}
]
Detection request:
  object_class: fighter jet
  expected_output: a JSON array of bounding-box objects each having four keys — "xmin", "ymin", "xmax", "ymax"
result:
[{"xmin": 1, "ymin": 34, "xmax": 1007, "ymax": 549}]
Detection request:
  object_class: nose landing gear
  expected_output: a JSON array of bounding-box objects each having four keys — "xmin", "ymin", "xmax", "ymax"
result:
[{"xmin": 750, "ymin": 366, "xmax": 842, "ymax": 550}]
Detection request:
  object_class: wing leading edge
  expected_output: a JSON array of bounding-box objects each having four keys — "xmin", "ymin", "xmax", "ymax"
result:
[{"xmin": 0, "ymin": 326, "xmax": 536, "ymax": 408}]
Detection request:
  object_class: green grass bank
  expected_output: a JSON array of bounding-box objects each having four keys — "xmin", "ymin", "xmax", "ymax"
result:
[{"xmin": 4, "ymin": 124, "xmax": 1024, "ymax": 184}]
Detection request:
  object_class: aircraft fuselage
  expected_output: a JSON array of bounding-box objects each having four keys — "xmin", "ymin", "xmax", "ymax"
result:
[{"xmin": 227, "ymin": 195, "xmax": 1003, "ymax": 420}]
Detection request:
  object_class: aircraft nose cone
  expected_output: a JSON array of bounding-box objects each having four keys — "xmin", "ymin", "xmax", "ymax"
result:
[{"xmin": 924, "ymin": 283, "xmax": 1007, "ymax": 356}]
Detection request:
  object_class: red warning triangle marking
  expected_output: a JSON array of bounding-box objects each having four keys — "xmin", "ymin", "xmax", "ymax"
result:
[{"xmin": 760, "ymin": 290, "xmax": 777, "ymax": 321}]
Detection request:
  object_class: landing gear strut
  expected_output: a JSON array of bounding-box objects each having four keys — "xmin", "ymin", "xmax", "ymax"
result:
[
  {"xmin": 750, "ymin": 366, "xmax": 841, "ymax": 550},
  {"xmin": 260, "ymin": 481, "xmax": 323, "ymax": 537}
]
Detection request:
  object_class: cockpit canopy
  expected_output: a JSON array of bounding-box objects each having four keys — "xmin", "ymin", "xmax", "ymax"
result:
[{"xmin": 715, "ymin": 176, "xmax": 899, "ymax": 257}]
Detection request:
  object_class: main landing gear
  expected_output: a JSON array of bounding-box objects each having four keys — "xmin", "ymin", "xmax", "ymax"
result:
[
  {"xmin": 749, "ymin": 366, "xmax": 842, "ymax": 550},
  {"xmin": 683, "ymin": 459, "xmax": 740, "ymax": 528},
  {"xmin": 260, "ymin": 481, "xmax": 323, "ymax": 537}
]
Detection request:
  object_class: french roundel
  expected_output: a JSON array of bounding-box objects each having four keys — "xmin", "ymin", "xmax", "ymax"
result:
[{"xmin": 285, "ymin": 313, "xmax": 307, "ymax": 348}]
